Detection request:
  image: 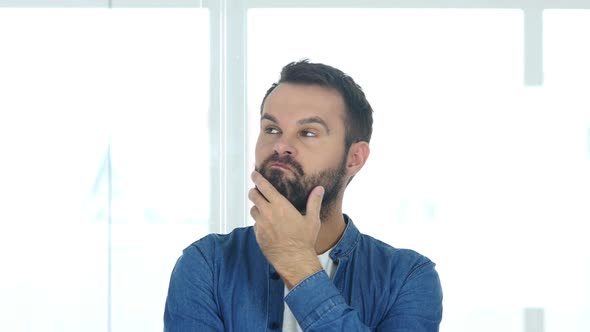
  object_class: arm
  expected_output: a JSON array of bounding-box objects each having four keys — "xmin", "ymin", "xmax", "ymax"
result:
[
  {"xmin": 285, "ymin": 259, "xmax": 442, "ymax": 332},
  {"xmin": 248, "ymin": 171, "xmax": 442, "ymax": 331},
  {"xmin": 383, "ymin": 259, "xmax": 443, "ymax": 331},
  {"xmin": 285, "ymin": 270, "xmax": 372, "ymax": 332},
  {"xmin": 163, "ymin": 243, "xmax": 224, "ymax": 332}
]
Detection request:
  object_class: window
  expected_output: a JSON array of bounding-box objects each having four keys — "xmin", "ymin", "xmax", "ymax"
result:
[
  {"xmin": 1, "ymin": 2, "xmax": 589, "ymax": 332},
  {"xmin": 0, "ymin": 8, "xmax": 209, "ymax": 332}
]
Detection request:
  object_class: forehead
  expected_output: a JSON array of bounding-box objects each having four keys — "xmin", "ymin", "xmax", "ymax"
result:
[{"xmin": 262, "ymin": 83, "xmax": 346, "ymax": 125}]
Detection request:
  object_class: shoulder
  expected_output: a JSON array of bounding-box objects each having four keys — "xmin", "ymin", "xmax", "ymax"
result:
[
  {"xmin": 171, "ymin": 226, "xmax": 265, "ymax": 287},
  {"xmin": 341, "ymin": 216, "xmax": 435, "ymax": 273},
  {"xmin": 356, "ymin": 234, "xmax": 442, "ymax": 307},
  {"xmin": 185, "ymin": 226, "xmax": 256, "ymax": 257},
  {"xmin": 357, "ymin": 233, "xmax": 437, "ymax": 278},
  {"xmin": 170, "ymin": 226, "xmax": 257, "ymax": 279}
]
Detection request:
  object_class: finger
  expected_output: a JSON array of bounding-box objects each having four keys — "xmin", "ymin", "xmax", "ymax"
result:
[
  {"xmin": 251, "ymin": 171, "xmax": 284, "ymax": 203},
  {"xmin": 248, "ymin": 187, "xmax": 270, "ymax": 208},
  {"xmin": 306, "ymin": 186, "xmax": 325, "ymax": 220},
  {"xmin": 250, "ymin": 205, "xmax": 260, "ymax": 220},
  {"xmin": 252, "ymin": 220, "xmax": 259, "ymax": 240}
]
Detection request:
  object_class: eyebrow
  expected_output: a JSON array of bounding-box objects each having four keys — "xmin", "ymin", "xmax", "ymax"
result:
[{"xmin": 261, "ymin": 113, "xmax": 331, "ymax": 134}]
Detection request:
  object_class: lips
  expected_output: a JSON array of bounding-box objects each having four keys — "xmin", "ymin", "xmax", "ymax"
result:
[
  {"xmin": 260, "ymin": 153, "xmax": 304, "ymax": 177},
  {"xmin": 270, "ymin": 162, "xmax": 293, "ymax": 172}
]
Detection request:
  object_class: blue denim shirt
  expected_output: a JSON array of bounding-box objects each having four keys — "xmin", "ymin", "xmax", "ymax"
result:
[{"xmin": 164, "ymin": 215, "xmax": 443, "ymax": 331}]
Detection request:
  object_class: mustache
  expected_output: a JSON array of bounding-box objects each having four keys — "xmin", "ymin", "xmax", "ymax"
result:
[{"xmin": 262, "ymin": 153, "xmax": 304, "ymax": 177}]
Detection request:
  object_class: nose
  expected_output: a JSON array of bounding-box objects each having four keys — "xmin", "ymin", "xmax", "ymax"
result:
[{"xmin": 273, "ymin": 137, "xmax": 297, "ymax": 156}]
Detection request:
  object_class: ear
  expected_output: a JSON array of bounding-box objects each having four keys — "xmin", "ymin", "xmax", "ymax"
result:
[{"xmin": 345, "ymin": 141, "xmax": 370, "ymax": 177}]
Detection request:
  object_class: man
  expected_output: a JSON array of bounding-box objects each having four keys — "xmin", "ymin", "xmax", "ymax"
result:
[{"xmin": 164, "ymin": 60, "xmax": 443, "ymax": 331}]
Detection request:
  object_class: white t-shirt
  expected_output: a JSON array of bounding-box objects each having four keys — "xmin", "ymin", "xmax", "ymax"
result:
[{"xmin": 282, "ymin": 249, "xmax": 336, "ymax": 332}]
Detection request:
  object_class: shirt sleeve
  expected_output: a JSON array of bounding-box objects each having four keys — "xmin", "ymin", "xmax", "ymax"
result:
[
  {"xmin": 284, "ymin": 259, "xmax": 442, "ymax": 332},
  {"xmin": 379, "ymin": 259, "xmax": 443, "ymax": 331},
  {"xmin": 163, "ymin": 242, "xmax": 224, "ymax": 332}
]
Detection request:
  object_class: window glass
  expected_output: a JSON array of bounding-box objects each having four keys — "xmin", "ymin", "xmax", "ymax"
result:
[{"xmin": 0, "ymin": 8, "xmax": 209, "ymax": 332}]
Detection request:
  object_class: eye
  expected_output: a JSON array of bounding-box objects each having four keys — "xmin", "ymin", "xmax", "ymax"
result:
[
  {"xmin": 301, "ymin": 130, "xmax": 317, "ymax": 138},
  {"xmin": 264, "ymin": 127, "xmax": 280, "ymax": 135}
]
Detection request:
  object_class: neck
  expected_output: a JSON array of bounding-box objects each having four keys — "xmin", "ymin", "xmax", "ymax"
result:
[{"xmin": 314, "ymin": 203, "xmax": 346, "ymax": 255}]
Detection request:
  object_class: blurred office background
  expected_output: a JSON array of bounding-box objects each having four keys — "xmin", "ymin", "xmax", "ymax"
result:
[{"xmin": 0, "ymin": 1, "xmax": 588, "ymax": 331}]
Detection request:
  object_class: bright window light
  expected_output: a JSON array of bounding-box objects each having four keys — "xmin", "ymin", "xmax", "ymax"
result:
[{"xmin": 0, "ymin": 8, "xmax": 209, "ymax": 332}]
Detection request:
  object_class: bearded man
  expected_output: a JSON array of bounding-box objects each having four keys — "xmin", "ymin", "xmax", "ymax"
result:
[{"xmin": 164, "ymin": 60, "xmax": 443, "ymax": 332}]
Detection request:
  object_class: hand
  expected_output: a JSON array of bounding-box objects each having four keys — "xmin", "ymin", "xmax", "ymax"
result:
[{"xmin": 248, "ymin": 171, "xmax": 325, "ymax": 289}]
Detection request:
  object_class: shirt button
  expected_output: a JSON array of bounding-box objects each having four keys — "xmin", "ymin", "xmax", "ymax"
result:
[
  {"xmin": 271, "ymin": 272, "xmax": 280, "ymax": 280},
  {"xmin": 269, "ymin": 322, "xmax": 280, "ymax": 329}
]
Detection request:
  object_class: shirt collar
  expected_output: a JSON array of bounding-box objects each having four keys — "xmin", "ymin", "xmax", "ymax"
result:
[{"xmin": 329, "ymin": 214, "xmax": 361, "ymax": 262}]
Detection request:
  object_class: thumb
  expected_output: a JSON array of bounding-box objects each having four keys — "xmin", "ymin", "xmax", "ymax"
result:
[{"xmin": 306, "ymin": 186, "xmax": 325, "ymax": 219}]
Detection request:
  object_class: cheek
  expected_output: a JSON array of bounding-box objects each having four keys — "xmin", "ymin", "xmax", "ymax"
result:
[
  {"xmin": 320, "ymin": 149, "xmax": 347, "ymax": 171},
  {"xmin": 254, "ymin": 139, "xmax": 270, "ymax": 165}
]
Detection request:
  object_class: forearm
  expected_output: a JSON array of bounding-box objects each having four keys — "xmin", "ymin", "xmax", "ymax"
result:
[
  {"xmin": 275, "ymin": 252, "xmax": 323, "ymax": 289},
  {"xmin": 284, "ymin": 271, "xmax": 372, "ymax": 332},
  {"xmin": 284, "ymin": 260, "xmax": 443, "ymax": 332}
]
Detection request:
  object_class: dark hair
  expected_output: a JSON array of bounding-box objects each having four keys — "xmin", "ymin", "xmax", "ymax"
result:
[{"xmin": 260, "ymin": 59, "xmax": 373, "ymax": 150}]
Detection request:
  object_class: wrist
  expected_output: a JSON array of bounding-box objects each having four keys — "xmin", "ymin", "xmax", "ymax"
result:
[{"xmin": 275, "ymin": 254, "xmax": 322, "ymax": 289}]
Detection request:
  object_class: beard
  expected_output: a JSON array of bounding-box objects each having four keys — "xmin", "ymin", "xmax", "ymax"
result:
[{"xmin": 255, "ymin": 152, "xmax": 347, "ymax": 221}]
